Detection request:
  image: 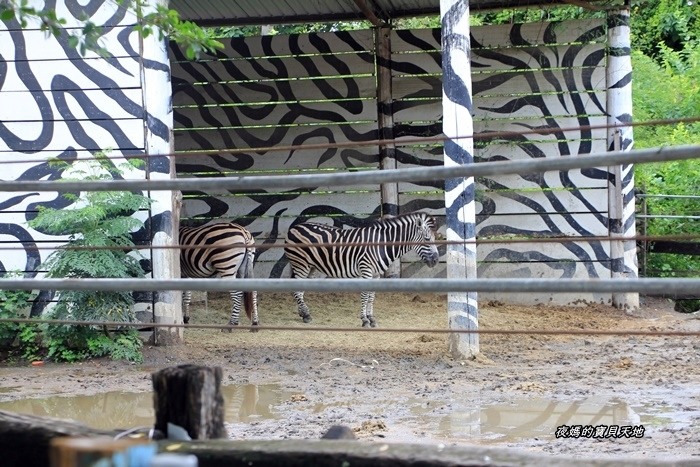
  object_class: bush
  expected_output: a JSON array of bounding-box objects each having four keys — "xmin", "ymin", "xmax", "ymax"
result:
[
  {"xmin": 0, "ymin": 272, "xmax": 36, "ymax": 351},
  {"xmin": 633, "ymin": 39, "xmax": 700, "ymax": 284},
  {"xmin": 25, "ymin": 152, "xmax": 150, "ymax": 362}
]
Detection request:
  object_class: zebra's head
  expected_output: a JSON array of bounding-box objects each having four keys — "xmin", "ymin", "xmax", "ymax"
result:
[{"xmin": 411, "ymin": 213, "xmax": 439, "ymax": 268}]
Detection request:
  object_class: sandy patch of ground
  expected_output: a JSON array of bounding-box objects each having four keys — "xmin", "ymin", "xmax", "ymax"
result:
[{"xmin": 0, "ymin": 292, "xmax": 698, "ymax": 462}]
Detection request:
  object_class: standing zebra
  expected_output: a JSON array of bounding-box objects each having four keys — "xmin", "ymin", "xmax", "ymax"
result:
[
  {"xmin": 180, "ymin": 223, "xmax": 259, "ymax": 329},
  {"xmin": 284, "ymin": 212, "xmax": 439, "ymax": 327}
]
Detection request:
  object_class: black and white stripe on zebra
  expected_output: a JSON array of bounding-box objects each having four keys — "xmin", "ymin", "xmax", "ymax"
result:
[
  {"xmin": 179, "ymin": 223, "xmax": 259, "ymax": 329},
  {"xmin": 284, "ymin": 212, "xmax": 439, "ymax": 327}
]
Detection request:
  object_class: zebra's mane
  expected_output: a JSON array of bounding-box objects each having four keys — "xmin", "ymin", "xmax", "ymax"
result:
[
  {"xmin": 367, "ymin": 212, "xmax": 433, "ymax": 228},
  {"xmin": 302, "ymin": 213, "xmax": 434, "ymax": 231}
]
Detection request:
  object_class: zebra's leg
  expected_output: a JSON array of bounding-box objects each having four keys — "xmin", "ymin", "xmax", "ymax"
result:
[
  {"xmin": 222, "ymin": 290, "xmax": 244, "ymax": 333},
  {"xmin": 250, "ymin": 290, "xmax": 260, "ymax": 326},
  {"xmin": 359, "ymin": 291, "xmax": 373, "ymax": 327},
  {"xmin": 366, "ymin": 291, "xmax": 377, "ymax": 327},
  {"xmin": 293, "ymin": 291, "xmax": 312, "ymax": 323},
  {"xmin": 290, "ymin": 266, "xmax": 313, "ymax": 323},
  {"xmin": 243, "ymin": 289, "xmax": 259, "ymax": 333},
  {"xmin": 182, "ymin": 290, "xmax": 192, "ymax": 324}
]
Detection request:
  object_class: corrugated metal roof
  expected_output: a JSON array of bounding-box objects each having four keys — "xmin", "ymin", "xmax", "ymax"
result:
[{"xmin": 171, "ymin": 0, "xmax": 617, "ymax": 27}]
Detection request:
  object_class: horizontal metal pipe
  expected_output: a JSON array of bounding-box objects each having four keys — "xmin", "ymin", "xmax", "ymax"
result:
[
  {"xmin": 1, "ymin": 278, "xmax": 699, "ymax": 295},
  {"xmin": 0, "ymin": 145, "xmax": 698, "ymax": 192},
  {"xmin": 0, "ymin": 317, "xmax": 696, "ymax": 337},
  {"xmin": 636, "ymin": 215, "xmax": 700, "ymax": 220},
  {"xmin": 636, "ymin": 194, "xmax": 700, "ymax": 200}
]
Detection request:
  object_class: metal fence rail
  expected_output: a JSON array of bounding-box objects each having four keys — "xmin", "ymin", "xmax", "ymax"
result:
[
  {"xmin": 0, "ymin": 145, "xmax": 698, "ymax": 193},
  {"xmin": 2, "ymin": 277, "xmax": 700, "ymax": 296}
]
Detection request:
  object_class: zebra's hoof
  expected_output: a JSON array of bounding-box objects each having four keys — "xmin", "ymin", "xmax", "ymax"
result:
[
  {"xmin": 183, "ymin": 316, "xmax": 190, "ymax": 324},
  {"xmin": 370, "ymin": 321, "xmax": 377, "ymax": 328},
  {"xmin": 221, "ymin": 323, "xmax": 238, "ymax": 333},
  {"xmin": 302, "ymin": 315, "xmax": 312, "ymax": 323},
  {"xmin": 361, "ymin": 321, "xmax": 371, "ymax": 328},
  {"xmin": 250, "ymin": 322, "xmax": 260, "ymax": 333}
]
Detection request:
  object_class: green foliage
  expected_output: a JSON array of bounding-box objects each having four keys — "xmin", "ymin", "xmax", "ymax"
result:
[
  {"xmin": 42, "ymin": 310, "xmax": 143, "ymax": 363},
  {"xmin": 631, "ymin": 0, "xmax": 698, "ymax": 58},
  {"xmin": 631, "ymin": 14, "xmax": 700, "ymax": 280},
  {"xmin": 393, "ymin": 16, "xmax": 441, "ymax": 30},
  {"xmin": 0, "ymin": 0, "xmax": 223, "ymax": 59},
  {"xmin": 210, "ymin": 22, "xmax": 371, "ymax": 39},
  {"xmin": 24, "ymin": 151, "xmax": 150, "ymax": 362},
  {"xmin": 17, "ymin": 323, "xmax": 41, "ymax": 361},
  {"xmin": 105, "ymin": 331, "xmax": 144, "ymax": 362},
  {"xmin": 136, "ymin": 2, "xmax": 223, "ymax": 60},
  {"xmin": 636, "ymin": 157, "xmax": 700, "ymax": 280},
  {"xmin": 632, "ymin": 46, "xmax": 700, "ymax": 150},
  {"xmin": 675, "ymin": 299, "xmax": 700, "ymax": 313},
  {"xmin": 472, "ymin": 5, "xmax": 604, "ymax": 25},
  {"xmin": 0, "ymin": 273, "xmax": 44, "ymax": 361},
  {"xmin": 0, "ymin": 272, "xmax": 34, "ymax": 349}
]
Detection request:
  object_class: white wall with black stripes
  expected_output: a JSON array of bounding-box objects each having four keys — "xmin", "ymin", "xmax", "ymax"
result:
[
  {"xmin": 0, "ymin": 0, "xmax": 179, "ymax": 326},
  {"xmin": 1, "ymin": 5, "xmax": 636, "ymax": 309},
  {"xmin": 171, "ymin": 18, "xmax": 636, "ymax": 305}
]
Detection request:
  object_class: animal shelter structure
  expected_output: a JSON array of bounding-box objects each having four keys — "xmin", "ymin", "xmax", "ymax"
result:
[{"xmin": 0, "ymin": 0, "xmax": 638, "ymax": 356}]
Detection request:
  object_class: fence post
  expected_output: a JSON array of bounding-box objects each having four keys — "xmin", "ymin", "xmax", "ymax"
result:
[
  {"xmin": 376, "ymin": 25, "xmax": 401, "ymax": 279},
  {"xmin": 152, "ymin": 365, "xmax": 226, "ymax": 440},
  {"xmin": 441, "ymin": 0, "xmax": 479, "ymax": 358}
]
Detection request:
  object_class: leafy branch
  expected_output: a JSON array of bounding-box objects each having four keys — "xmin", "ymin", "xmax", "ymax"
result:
[{"xmin": 0, "ymin": 0, "xmax": 223, "ymax": 59}]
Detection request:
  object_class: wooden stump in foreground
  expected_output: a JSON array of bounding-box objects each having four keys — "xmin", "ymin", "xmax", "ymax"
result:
[{"xmin": 151, "ymin": 364, "xmax": 226, "ymax": 440}]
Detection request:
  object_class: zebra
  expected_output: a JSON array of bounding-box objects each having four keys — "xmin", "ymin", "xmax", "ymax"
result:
[
  {"xmin": 179, "ymin": 223, "xmax": 259, "ymax": 329},
  {"xmin": 284, "ymin": 212, "xmax": 439, "ymax": 327}
]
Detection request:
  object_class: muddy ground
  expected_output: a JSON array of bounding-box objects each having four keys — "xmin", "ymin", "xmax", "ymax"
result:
[{"xmin": 0, "ymin": 292, "xmax": 698, "ymax": 463}]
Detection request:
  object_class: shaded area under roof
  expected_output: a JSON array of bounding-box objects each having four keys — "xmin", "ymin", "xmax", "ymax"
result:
[{"xmin": 171, "ymin": 0, "xmax": 621, "ymax": 27}]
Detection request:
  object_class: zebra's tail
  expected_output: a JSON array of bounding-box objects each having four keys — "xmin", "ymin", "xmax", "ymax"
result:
[
  {"xmin": 240, "ymin": 248, "xmax": 255, "ymax": 322},
  {"xmin": 243, "ymin": 291, "xmax": 254, "ymax": 322}
]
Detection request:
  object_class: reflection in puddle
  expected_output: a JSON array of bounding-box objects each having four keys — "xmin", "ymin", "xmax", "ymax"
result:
[
  {"xmin": 427, "ymin": 397, "xmax": 642, "ymax": 442},
  {"xmin": 0, "ymin": 384, "xmax": 291, "ymax": 431},
  {"xmin": 632, "ymin": 402, "xmax": 676, "ymax": 427}
]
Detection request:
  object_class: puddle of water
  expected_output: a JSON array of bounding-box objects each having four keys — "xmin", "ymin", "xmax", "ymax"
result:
[
  {"xmin": 0, "ymin": 384, "xmax": 291, "ymax": 431},
  {"xmin": 420, "ymin": 397, "xmax": 646, "ymax": 443},
  {"xmin": 632, "ymin": 402, "xmax": 678, "ymax": 427}
]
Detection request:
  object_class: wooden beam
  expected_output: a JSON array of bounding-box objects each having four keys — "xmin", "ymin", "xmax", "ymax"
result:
[
  {"xmin": 353, "ymin": 0, "xmax": 387, "ymax": 27},
  {"xmin": 0, "ymin": 410, "xmax": 670, "ymax": 467},
  {"xmin": 376, "ymin": 26, "xmax": 400, "ymax": 278},
  {"xmin": 649, "ymin": 241, "xmax": 700, "ymax": 256}
]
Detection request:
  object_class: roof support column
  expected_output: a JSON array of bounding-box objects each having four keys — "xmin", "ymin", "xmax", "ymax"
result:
[
  {"xmin": 376, "ymin": 25, "xmax": 400, "ymax": 278},
  {"xmin": 441, "ymin": 0, "xmax": 479, "ymax": 358},
  {"xmin": 139, "ymin": 0, "xmax": 183, "ymax": 343},
  {"xmin": 606, "ymin": 3, "xmax": 639, "ymax": 310}
]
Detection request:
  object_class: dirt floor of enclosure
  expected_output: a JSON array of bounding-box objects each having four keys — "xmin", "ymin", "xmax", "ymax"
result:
[{"xmin": 0, "ymin": 292, "xmax": 699, "ymax": 463}]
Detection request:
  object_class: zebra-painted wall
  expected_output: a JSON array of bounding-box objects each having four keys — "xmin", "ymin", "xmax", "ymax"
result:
[
  {"xmin": 172, "ymin": 18, "xmax": 635, "ymax": 306},
  {"xmin": 171, "ymin": 30, "xmax": 382, "ymax": 280},
  {"xmin": 0, "ymin": 0, "xmax": 179, "ymax": 329},
  {"xmin": 1, "ymin": 9, "xmax": 636, "ymax": 311}
]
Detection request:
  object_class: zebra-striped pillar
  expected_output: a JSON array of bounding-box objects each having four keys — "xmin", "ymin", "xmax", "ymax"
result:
[
  {"xmin": 141, "ymin": 0, "xmax": 183, "ymax": 342},
  {"xmin": 441, "ymin": 0, "xmax": 479, "ymax": 358},
  {"xmin": 606, "ymin": 6, "xmax": 639, "ymax": 310}
]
